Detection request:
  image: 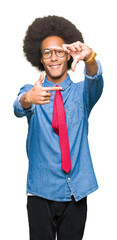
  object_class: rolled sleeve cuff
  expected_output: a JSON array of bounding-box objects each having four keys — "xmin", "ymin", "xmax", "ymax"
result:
[
  {"xmin": 14, "ymin": 93, "xmax": 35, "ymax": 116},
  {"xmin": 84, "ymin": 60, "xmax": 103, "ymax": 80}
]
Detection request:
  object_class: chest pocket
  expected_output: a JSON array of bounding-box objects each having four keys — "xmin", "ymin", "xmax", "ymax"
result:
[{"xmin": 65, "ymin": 100, "xmax": 84, "ymax": 124}]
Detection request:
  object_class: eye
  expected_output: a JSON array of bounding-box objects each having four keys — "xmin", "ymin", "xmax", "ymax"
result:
[
  {"xmin": 41, "ymin": 49, "xmax": 51, "ymax": 59},
  {"xmin": 45, "ymin": 50, "xmax": 50, "ymax": 54},
  {"xmin": 56, "ymin": 50, "xmax": 65, "ymax": 57},
  {"xmin": 57, "ymin": 50, "xmax": 63, "ymax": 54},
  {"xmin": 44, "ymin": 50, "xmax": 51, "ymax": 56}
]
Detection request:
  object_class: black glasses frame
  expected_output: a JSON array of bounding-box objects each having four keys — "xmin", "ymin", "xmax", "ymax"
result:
[{"xmin": 41, "ymin": 49, "xmax": 66, "ymax": 59}]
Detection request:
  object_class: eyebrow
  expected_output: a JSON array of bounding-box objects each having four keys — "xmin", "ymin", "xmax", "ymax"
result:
[{"xmin": 42, "ymin": 46, "xmax": 64, "ymax": 51}]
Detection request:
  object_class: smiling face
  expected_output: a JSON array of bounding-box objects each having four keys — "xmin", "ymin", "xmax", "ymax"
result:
[{"xmin": 41, "ymin": 36, "xmax": 70, "ymax": 84}]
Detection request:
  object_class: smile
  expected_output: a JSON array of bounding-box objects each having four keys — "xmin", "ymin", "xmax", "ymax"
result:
[{"xmin": 49, "ymin": 64, "xmax": 61, "ymax": 69}]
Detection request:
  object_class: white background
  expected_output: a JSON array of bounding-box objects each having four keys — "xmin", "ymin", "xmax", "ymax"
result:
[{"xmin": 0, "ymin": 0, "xmax": 117, "ymax": 239}]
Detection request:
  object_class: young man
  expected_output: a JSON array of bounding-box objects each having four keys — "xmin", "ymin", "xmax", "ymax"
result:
[{"xmin": 14, "ymin": 16, "xmax": 103, "ymax": 240}]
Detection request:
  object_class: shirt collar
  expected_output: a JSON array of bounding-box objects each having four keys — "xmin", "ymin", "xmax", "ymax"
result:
[{"xmin": 43, "ymin": 74, "xmax": 72, "ymax": 91}]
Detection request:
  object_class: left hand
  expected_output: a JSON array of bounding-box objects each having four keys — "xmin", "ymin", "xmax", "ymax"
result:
[{"xmin": 62, "ymin": 41, "xmax": 92, "ymax": 71}]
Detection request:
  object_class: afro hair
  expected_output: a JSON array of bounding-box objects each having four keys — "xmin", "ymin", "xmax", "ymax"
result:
[{"xmin": 23, "ymin": 15, "xmax": 84, "ymax": 71}]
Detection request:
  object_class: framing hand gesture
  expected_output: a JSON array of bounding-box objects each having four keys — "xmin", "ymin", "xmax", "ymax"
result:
[{"xmin": 62, "ymin": 41, "xmax": 92, "ymax": 71}]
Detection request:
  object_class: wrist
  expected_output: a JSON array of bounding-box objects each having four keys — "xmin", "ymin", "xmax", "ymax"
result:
[
  {"xmin": 20, "ymin": 91, "xmax": 32, "ymax": 109},
  {"xmin": 25, "ymin": 90, "xmax": 32, "ymax": 105},
  {"xmin": 84, "ymin": 49, "xmax": 97, "ymax": 64}
]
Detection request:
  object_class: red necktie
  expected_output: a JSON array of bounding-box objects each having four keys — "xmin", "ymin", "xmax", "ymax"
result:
[{"xmin": 52, "ymin": 86, "xmax": 71, "ymax": 173}]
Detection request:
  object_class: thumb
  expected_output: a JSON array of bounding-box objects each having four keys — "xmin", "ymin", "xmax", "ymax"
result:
[
  {"xmin": 35, "ymin": 73, "xmax": 44, "ymax": 87},
  {"xmin": 71, "ymin": 59, "xmax": 79, "ymax": 72}
]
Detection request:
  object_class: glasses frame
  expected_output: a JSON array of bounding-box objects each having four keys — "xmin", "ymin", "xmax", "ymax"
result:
[{"xmin": 41, "ymin": 48, "xmax": 66, "ymax": 59}]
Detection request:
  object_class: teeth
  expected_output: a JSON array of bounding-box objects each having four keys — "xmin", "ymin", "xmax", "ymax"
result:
[{"xmin": 50, "ymin": 65, "xmax": 60, "ymax": 69}]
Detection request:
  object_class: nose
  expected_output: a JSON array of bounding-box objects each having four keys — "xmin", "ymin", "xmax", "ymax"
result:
[{"xmin": 51, "ymin": 50, "xmax": 57, "ymax": 61}]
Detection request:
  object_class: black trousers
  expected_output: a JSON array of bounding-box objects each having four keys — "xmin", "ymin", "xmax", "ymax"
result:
[{"xmin": 27, "ymin": 195, "xmax": 87, "ymax": 240}]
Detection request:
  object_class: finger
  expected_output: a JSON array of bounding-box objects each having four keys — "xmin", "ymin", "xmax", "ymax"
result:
[
  {"xmin": 40, "ymin": 96, "xmax": 51, "ymax": 101},
  {"xmin": 42, "ymin": 91, "xmax": 52, "ymax": 97},
  {"xmin": 73, "ymin": 43, "xmax": 82, "ymax": 52},
  {"xmin": 62, "ymin": 44, "xmax": 70, "ymax": 53},
  {"xmin": 35, "ymin": 73, "xmax": 44, "ymax": 87},
  {"xmin": 75, "ymin": 41, "xmax": 83, "ymax": 48},
  {"xmin": 71, "ymin": 59, "xmax": 79, "ymax": 72},
  {"xmin": 44, "ymin": 97, "xmax": 51, "ymax": 100},
  {"xmin": 62, "ymin": 43, "xmax": 77, "ymax": 52},
  {"xmin": 38, "ymin": 72, "xmax": 44, "ymax": 86},
  {"xmin": 50, "ymin": 46, "xmax": 64, "ymax": 51},
  {"xmin": 42, "ymin": 86, "xmax": 62, "ymax": 91},
  {"xmin": 39, "ymin": 100, "xmax": 50, "ymax": 105},
  {"xmin": 67, "ymin": 45, "xmax": 77, "ymax": 52}
]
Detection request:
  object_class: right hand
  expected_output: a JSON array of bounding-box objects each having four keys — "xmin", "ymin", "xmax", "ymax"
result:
[{"xmin": 26, "ymin": 73, "xmax": 62, "ymax": 105}]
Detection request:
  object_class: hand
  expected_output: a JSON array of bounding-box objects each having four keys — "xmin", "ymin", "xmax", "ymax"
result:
[
  {"xmin": 62, "ymin": 41, "xmax": 92, "ymax": 71},
  {"xmin": 26, "ymin": 73, "xmax": 62, "ymax": 105}
]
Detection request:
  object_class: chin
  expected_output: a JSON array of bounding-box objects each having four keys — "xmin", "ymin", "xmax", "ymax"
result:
[
  {"xmin": 50, "ymin": 74, "xmax": 62, "ymax": 79},
  {"xmin": 47, "ymin": 70, "xmax": 66, "ymax": 80}
]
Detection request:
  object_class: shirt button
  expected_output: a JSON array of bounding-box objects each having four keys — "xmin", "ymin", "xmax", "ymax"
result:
[{"xmin": 68, "ymin": 177, "xmax": 71, "ymax": 181}]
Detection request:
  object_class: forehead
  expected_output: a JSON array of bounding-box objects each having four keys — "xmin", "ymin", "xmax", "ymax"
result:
[{"xmin": 41, "ymin": 36, "xmax": 65, "ymax": 50}]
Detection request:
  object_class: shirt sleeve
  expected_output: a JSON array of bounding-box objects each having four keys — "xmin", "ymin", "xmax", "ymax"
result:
[
  {"xmin": 84, "ymin": 60, "xmax": 104, "ymax": 116},
  {"xmin": 13, "ymin": 84, "xmax": 35, "ymax": 118}
]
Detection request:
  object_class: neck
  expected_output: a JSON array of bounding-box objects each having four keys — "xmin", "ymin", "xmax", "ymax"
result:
[{"xmin": 46, "ymin": 72, "xmax": 68, "ymax": 84}]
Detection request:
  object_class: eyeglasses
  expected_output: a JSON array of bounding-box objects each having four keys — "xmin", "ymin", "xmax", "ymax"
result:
[{"xmin": 41, "ymin": 49, "xmax": 66, "ymax": 59}]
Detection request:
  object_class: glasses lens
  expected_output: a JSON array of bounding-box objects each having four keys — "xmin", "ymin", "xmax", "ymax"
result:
[
  {"xmin": 41, "ymin": 49, "xmax": 66, "ymax": 59},
  {"xmin": 42, "ymin": 49, "xmax": 51, "ymax": 59},
  {"xmin": 56, "ymin": 50, "xmax": 65, "ymax": 58}
]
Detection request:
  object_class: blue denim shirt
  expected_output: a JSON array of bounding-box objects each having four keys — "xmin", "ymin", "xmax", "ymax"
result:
[{"xmin": 13, "ymin": 61, "xmax": 103, "ymax": 202}]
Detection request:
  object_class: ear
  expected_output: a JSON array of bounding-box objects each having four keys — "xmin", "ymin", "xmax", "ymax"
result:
[{"xmin": 41, "ymin": 58, "xmax": 43, "ymax": 64}]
